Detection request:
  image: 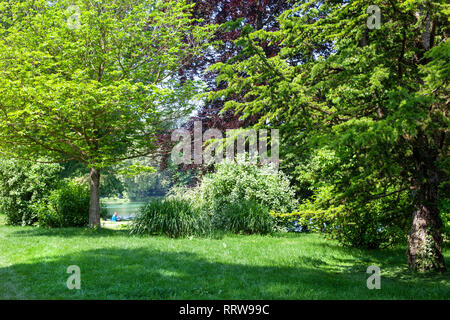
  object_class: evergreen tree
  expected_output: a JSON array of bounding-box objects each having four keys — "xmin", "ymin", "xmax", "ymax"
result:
[{"xmin": 211, "ymin": 0, "xmax": 449, "ymax": 272}]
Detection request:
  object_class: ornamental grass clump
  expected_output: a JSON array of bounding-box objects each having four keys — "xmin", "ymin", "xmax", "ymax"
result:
[
  {"xmin": 130, "ymin": 198, "xmax": 211, "ymax": 237},
  {"xmin": 214, "ymin": 200, "xmax": 275, "ymax": 235}
]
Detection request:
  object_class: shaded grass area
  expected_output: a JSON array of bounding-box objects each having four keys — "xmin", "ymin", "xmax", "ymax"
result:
[{"xmin": 0, "ymin": 216, "xmax": 448, "ymax": 299}]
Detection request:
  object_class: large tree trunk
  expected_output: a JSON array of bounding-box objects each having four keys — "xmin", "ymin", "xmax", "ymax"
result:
[
  {"xmin": 407, "ymin": 138, "xmax": 446, "ymax": 272},
  {"xmin": 408, "ymin": 202, "xmax": 445, "ymax": 272},
  {"xmin": 89, "ymin": 167, "xmax": 101, "ymax": 229}
]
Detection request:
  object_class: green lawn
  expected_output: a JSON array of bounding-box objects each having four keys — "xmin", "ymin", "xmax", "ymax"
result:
[{"xmin": 0, "ymin": 215, "xmax": 448, "ymax": 300}]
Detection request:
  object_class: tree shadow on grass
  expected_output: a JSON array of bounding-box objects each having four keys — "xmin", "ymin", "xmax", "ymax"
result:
[
  {"xmin": 311, "ymin": 238, "xmax": 450, "ymax": 276},
  {"xmin": 1, "ymin": 245, "xmax": 449, "ymax": 300},
  {"xmin": 3, "ymin": 226, "xmax": 449, "ymax": 299}
]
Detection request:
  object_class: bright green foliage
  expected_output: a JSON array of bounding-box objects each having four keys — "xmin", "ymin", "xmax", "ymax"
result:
[
  {"xmin": 0, "ymin": 0, "xmax": 215, "ymax": 169},
  {"xmin": 0, "ymin": 159, "xmax": 61, "ymax": 225},
  {"xmin": 0, "ymin": 0, "xmax": 216, "ymax": 227},
  {"xmin": 192, "ymin": 159, "xmax": 298, "ymax": 214},
  {"xmin": 36, "ymin": 180, "xmax": 94, "ymax": 228},
  {"xmin": 215, "ymin": 200, "xmax": 275, "ymax": 235},
  {"xmin": 130, "ymin": 198, "xmax": 210, "ymax": 237}
]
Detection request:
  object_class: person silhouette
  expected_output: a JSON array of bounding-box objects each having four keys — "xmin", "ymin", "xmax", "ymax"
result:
[{"xmin": 111, "ymin": 212, "xmax": 118, "ymax": 222}]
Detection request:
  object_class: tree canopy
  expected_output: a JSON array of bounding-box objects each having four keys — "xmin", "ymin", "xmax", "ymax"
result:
[
  {"xmin": 209, "ymin": 0, "xmax": 449, "ymax": 271},
  {"xmin": 0, "ymin": 0, "xmax": 447, "ymax": 273},
  {"xmin": 0, "ymin": 0, "xmax": 216, "ymax": 227}
]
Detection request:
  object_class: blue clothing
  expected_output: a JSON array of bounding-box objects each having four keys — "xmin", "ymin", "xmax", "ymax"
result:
[{"xmin": 111, "ymin": 215, "xmax": 117, "ymax": 222}]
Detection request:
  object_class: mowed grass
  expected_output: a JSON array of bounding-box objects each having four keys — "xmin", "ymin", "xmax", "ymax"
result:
[{"xmin": 0, "ymin": 215, "xmax": 448, "ymax": 300}]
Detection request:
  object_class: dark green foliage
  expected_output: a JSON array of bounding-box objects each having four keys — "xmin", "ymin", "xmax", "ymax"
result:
[
  {"xmin": 0, "ymin": 159, "xmax": 61, "ymax": 226},
  {"xmin": 130, "ymin": 198, "xmax": 210, "ymax": 237},
  {"xmin": 100, "ymin": 205, "xmax": 109, "ymax": 220},
  {"xmin": 120, "ymin": 159, "xmax": 197, "ymax": 201},
  {"xmin": 37, "ymin": 181, "xmax": 91, "ymax": 228},
  {"xmin": 100, "ymin": 173, "xmax": 125, "ymax": 198},
  {"xmin": 209, "ymin": 0, "xmax": 449, "ymax": 270},
  {"xmin": 333, "ymin": 200, "xmax": 411, "ymax": 249},
  {"xmin": 59, "ymin": 161, "xmax": 125, "ymax": 198},
  {"xmin": 438, "ymin": 181, "xmax": 450, "ymax": 240},
  {"xmin": 34, "ymin": 201, "xmax": 60, "ymax": 229},
  {"xmin": 291, "ymin": 149, "xmax": 412, "ymax": 248},
  {"xmin": 58, "ymin": 160, "xmax": 89, "ymax": 179},
  {"xmin": 215, "ymin": 200, "xmax": 274, "ymax": 235},
  {"xmin": 439, "ymin": 198, "xmax": 450, "ymax": 240}
]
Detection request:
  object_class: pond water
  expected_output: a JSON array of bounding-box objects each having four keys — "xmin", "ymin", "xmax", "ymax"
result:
[{"xmin": 102, "ymin": 201, "xmax": 147, "ymax": 219}]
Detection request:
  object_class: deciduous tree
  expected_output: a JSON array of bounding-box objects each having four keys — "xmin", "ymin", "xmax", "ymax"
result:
[{"xmin": 0, "ymin": 0, "xmax": 215, "ymax": 227}]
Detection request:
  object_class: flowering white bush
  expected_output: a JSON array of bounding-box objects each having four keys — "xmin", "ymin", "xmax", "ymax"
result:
[{"xmin": 170, "ymin": 158, "xmax": 297, "ymax": 214}]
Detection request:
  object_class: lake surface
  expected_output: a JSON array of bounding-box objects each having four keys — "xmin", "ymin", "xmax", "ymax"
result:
[{"xmin": 102, "ymin": 201, "xmax": 147, "ymax": 218}]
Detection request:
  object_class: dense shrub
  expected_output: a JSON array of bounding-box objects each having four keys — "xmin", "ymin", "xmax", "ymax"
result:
[
  {"xmin": 215, "ymin": 200, "xmax": 274, "ymax": 234},
  {"xmin": 270, "ymin": 206, "xmax": 338, "ymax": 234},
  {"xmin": 0, "ymin": 159, "xmax": 61, "ymax": 225},
  {"xmin": 37, "ymin": 180, "xmax": 91, "ymax": 228},
  {"xmin": 292, "ymin": 148, "xmax": 412, "ymax": 248},
  {"xmin": 171, "ymin": 159, "xmax": 297, "ymax": 215},
  {"xmin": 130, "ymin": 198, "xmax": 210, "ymax": 237},
  {"xmin": 163, "ymin": 160, "xmax": 297, "ymax": 236}
]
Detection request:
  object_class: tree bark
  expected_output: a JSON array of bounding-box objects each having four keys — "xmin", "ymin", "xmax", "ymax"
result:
[
  {"xmin": 407, "ymin": 139, "xmax": 446, "ymax": 272},
  {"xmin": 89, "ymin": 167, "xmax": 101, "ymax": 229}
]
